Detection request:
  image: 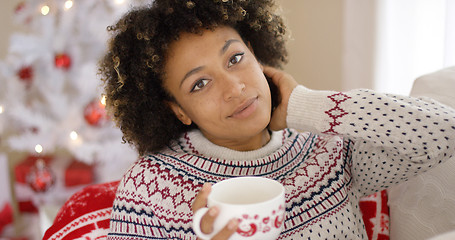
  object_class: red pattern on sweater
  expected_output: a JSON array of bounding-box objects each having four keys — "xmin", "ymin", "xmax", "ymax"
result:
[{"xmin": 323, "ymin": 92, "xmax": 351, "ymax": 134}]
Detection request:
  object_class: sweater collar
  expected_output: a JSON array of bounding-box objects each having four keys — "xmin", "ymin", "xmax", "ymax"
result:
[{"xmin": 184, "ymin": 129, "xmax": 284, "ymax": 161}]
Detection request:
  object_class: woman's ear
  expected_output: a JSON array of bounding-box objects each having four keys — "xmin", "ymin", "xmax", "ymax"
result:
[{"xmin": 167, "ymin": 101, "xmax": 192, "ymax": 125}]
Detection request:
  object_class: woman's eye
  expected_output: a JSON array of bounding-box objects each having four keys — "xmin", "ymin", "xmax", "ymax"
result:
[
  {"xmin": 191, "ymin": 79, "xmax": 210, "ymax": 92},
  {"xmin": 228, "ymin": 52, "xmax": 244, "ymax": 67}
]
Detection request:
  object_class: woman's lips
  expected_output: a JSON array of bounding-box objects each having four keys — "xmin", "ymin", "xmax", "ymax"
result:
[{"xmin": 228, "ymin": 97, "xmax": 258, "ymax": 119}]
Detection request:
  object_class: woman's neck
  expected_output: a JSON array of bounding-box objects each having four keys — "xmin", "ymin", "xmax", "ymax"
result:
[{"xmin": 201, "ymin": 128, "xmax": 271, "ymax": 152}]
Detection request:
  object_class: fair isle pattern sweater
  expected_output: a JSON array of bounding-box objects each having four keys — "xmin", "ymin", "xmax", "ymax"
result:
[{"xmin": 108, "ymin": 86, "xmax": 455, "ymax": 239}]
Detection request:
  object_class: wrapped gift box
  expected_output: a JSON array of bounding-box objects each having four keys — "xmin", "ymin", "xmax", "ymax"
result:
[{"xmin": 64, "ymin": 160, "xmax": 94, "ymax": 187}]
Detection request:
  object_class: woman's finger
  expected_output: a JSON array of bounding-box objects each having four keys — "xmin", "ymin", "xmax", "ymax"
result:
[
  {"xmin": 263, "ymin": 66, "xmax": 299, "ymax": 130},
  {"xmin": 192, "ymin": 183, "xmax": 219, "ymax": 234},
  {"xmin": 192, "ymin": 183, "xmax": 237, "ymax": 239},
  {"xmin": 192, "ymin": 183, "xmax": 211, "ymax": 212},
  {"xmin": 211, "ymin": 218, "xmax": 238, "ymax": 240},
  {"xmin": 200, "ymin": 206, "xmax": 219, "ymax": 234},
  {"xmin": 263, "ymin": 66, "xmax": 289, "ymax": 86}
]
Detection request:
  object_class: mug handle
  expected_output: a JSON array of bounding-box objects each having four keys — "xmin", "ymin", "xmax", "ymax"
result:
[{"xmin": 193, "ymin": 207, "xmax": 214, "ymax": 240}]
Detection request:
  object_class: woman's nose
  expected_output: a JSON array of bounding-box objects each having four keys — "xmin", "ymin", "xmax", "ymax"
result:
[{"xmin": 222, "ymin": 76, "xmax": 245, "ymax": 101}]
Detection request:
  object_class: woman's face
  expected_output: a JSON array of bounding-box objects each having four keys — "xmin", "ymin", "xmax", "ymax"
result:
[{"xmin": 164, "ymin": 26, "xmax": 272, "ymax": 150}]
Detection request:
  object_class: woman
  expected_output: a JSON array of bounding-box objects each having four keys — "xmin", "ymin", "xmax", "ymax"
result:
[{"xmin": 99, "ymin": 0, "xmax": 455, "ymax": 239}]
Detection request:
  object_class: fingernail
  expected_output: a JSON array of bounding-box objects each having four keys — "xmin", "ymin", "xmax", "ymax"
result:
[
  {"xmin": 202, "ymin": 182, "xmax": 211, "ymax": 191},
  {"xmin": 208, "ymin": 207, "xmax": 218, "ymax": 217},
  {"xmin": 227, "ymin": 219, "xmax": 238, "ymax": 230}
]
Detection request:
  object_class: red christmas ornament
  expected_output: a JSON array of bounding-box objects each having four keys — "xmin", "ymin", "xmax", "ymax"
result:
[
  {"xmin": 15, "ymin": 2, "xmax": 26, "ymax": 13},
  {"xmin": 84, "ymin": 99, "xmax": 108, "ymax": 126},
  {"xmin": 14, "ymin": 1, "xmax": 32, "ymax": 24},
  {"xmin": 54, "ymin": 53, "xmax": 72, "ymax": 70},
  {"xmin": 26, "ymin": 158, "xmax": 55, "ymax": 192},
  {"xmin": 17, "ymin": 66, "xmax": 34, "ymax": 87}
]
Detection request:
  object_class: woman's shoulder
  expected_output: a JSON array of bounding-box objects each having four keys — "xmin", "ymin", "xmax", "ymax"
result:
[
  {"xmin": 116, "ymin": 155, "xmax": 166, "ymax": 192},
  {"xmin": 122, "ymin": 155, "xmax": 159, "ymax": 174},
  {"xmin": 112, "ymin": 154, "xmax": 198, "ymax": 234}
]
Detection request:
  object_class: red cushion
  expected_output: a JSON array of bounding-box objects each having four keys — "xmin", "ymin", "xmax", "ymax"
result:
[
  {"xmin": 359, "ymin": 190, "xmax": 390, "ymax": 240},
  {"xmin": 43, "ymin": 181, "xmax": 119, "ymax": 240}
]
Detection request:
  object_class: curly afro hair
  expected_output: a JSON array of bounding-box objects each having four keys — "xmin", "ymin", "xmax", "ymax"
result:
[{"xmin": 99, "ymin": 0, "xmax": 288, "ymax": 155}]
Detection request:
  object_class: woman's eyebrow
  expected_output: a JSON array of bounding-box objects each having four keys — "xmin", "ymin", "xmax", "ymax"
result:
[
  {"xmin": 220, "ymin": 39, "xmax": 240, "ymax": 55},
  {"xmin": 180, "ymin": 66, "xmax": 204, "ymax": 88}
]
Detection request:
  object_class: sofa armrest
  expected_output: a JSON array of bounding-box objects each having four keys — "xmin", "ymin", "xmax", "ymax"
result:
[{"xmin": 388, "ymin": 66, "xmax": 455, "ymax": 240}]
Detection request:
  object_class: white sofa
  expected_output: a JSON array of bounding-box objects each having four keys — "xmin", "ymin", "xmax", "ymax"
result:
[{"xmin": 387, "ymin": 66, "xmax": 455, "ymax": 240}]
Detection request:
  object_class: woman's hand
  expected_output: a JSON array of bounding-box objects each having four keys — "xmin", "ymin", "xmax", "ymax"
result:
[
  {"xmin": 192, "ymin": 183, "xmax": 238, "ymax": 240},
  {"xmin": 263, "ymin": 66, "xmax": 299, "ymax": 131}
]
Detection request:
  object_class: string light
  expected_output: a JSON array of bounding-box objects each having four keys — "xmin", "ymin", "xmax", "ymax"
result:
[
  {"xmin": 114, "ymin": 0, "xmax": 125, "ymax": 5},
  {"xmin": 70, "ymin": 131, "xmax": 78, "ymax": 140},
  {"xmin": 35, "ymin": 144, "xmax": 43, "ymax": 153},
  {"xmin": 0, "ymin": 105, "xmax": 3, "ymax": 114},
  {"xmin": 41, "ymin": 5, "xmax": 50, "ymax": 15},
  {"xmin": 101, "ymin": 95, "xmax": 107, "ymax": 106},
  {"xmin": 64, "ymin": 0, "xmax": 73, "ymax": 10}
]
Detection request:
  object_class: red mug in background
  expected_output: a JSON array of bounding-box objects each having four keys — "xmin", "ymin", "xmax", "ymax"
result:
[{"xmin": 193, "ymin": 176, "xmax": 286, "ymax": 240}]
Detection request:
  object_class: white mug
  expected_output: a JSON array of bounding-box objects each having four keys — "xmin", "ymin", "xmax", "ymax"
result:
[{"xmin": 193, "ymin": 176, "xmax": 286, "ymax": 240}]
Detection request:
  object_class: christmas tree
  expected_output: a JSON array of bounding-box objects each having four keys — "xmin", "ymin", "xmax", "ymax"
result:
[{"xmin": 0, "ymin": 0, "xmax": 144, "ymax": 238}]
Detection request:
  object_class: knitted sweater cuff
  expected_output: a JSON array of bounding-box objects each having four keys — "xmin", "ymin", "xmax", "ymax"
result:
[{"xmin": 286, "ymin": 85, "xmax": 338, "ymax": 134}]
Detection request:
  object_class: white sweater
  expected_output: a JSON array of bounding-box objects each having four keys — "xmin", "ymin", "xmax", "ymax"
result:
[{"xmin": 108, "ymin": 86, "xmax": 455, "ymax": 239}]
